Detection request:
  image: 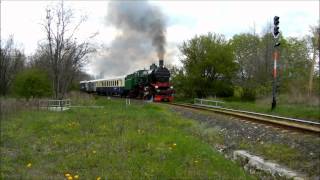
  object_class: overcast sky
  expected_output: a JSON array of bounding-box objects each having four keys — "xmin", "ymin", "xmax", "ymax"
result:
[{"xmin": 1, "ymin": 0, "xmax": 319, "ymax": 77}]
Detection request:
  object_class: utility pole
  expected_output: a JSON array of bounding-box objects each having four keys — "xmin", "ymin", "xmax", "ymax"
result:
[{"xmin": 272, "ymin": 16, "xmax": 280, "ymax": 110}]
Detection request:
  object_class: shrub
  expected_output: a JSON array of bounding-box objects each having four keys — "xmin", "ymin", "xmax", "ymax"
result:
[
  {"xmin": 241, "ymin": 88, "xmax": 256, "ymax": 101},
  {"xmin": 12, "ymin": 68, "xmax": 52, "ymax": 99}
]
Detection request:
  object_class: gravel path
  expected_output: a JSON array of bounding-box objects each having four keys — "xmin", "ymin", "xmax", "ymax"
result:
[{"xmin": 170, "ymin": 106, "xmax": 320, "ymax": 179}]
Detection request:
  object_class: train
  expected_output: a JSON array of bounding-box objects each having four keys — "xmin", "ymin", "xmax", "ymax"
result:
[{"xmin": 80, "ymin": 59, "xmax": 174, "ymax": 102}]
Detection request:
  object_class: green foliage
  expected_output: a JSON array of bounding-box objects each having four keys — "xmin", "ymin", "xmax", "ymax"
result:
[
  {"xmin": 241, "ymin": 88, "xmax": 256, "ymax": 101},
  {"xmin": 178, "ymin": 32, "xmax": 237, "ymax": 98},
  {"xmin": 12, "ymin": 68, "xmax": 52, "ymax": 99},
  {"xmin": 279, "ymin": 37, "xmax": 311, "ymax": 93},
  {"xmin": 230, "ymin": 33, "xmax": 260, "ymax": 86},
  {"xmin": 0, "ymin": 36, "xmax": 25, "ymax": 96}
]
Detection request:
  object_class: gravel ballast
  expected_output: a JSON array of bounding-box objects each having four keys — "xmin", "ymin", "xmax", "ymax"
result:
[{"xmin": 170, "ymin": 106, "xmax": 320, "ymax": 179}]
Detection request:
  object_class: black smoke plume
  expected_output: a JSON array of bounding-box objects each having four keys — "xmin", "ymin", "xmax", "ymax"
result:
[{"xmin": 93, "ymin": 1, "xmax": 167, "ymax": 77}]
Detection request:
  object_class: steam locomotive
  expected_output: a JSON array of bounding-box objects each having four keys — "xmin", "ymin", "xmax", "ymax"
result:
[{"xmin": 80, "ymin": 59, "xmax": 174, "ymax": 102}]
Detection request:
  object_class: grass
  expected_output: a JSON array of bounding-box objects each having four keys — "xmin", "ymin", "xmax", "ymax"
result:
[
  {"xmin": 222, "ymin": 101, "xmax": 320, "ymax": 121},
  {"xmin": 174, "ymin": 96, "xmax": 320, "ymax": 121},
  {"xmin": 238, "ymin": 141, "xmax": 300, "ymax": 166},
  {"xmin": 0, "ymin": 97, "xmax": 254, "ymax": 179}
]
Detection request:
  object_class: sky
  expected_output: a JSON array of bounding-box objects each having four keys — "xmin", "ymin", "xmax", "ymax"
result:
[{"xmin": 1, "ymin": 0, "xmax": 319, "ymax": 78}]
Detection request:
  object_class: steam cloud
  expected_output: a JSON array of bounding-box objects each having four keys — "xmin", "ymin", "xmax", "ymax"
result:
[{"xmin": 93, "ymin": 1, "xmax": 167, "ymax": 77}]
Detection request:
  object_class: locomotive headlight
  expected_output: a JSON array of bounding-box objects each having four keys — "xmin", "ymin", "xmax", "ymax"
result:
[{"xmin": 155, "ymin": 85, "xmax": 158, "ymax": 89}]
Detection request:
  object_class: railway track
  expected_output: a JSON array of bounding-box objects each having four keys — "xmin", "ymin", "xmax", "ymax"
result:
[{"xmin": 169, "ymin": 103, "xmax": 320, "ymax": 134}]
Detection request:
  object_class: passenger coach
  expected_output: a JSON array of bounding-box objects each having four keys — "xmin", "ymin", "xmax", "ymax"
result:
[{"xmin": 82, "ymin": 77, "xmax": 125, "ymax": 96}]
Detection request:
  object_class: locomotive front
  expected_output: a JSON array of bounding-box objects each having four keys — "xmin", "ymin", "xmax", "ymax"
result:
[{"xmin": 148, "ymin": 59, "xmax": 174, "ymax": 102}]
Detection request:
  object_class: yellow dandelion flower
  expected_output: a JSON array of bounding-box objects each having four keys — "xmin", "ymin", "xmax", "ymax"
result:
[
  {"xmin": 26, "ymin": 163, "xmax": 32, "ymax": 168},
  {"xmin": 74, "ymin": 175, "xmax": 79, "ymax": 179},
  {"xmin": 67, "ymin": 176, "xmax": 73, "ymax": 180},
  {"xmin": 96, "ymin": 176, "xmax": 101, "ymax": 180},
  {"xmin": 172, "ymin": 143, "xmax": 177, "ymax": 147},
  {"xmin": 65, "ymin": 173, "xmax": 71, "ymax": 177}
]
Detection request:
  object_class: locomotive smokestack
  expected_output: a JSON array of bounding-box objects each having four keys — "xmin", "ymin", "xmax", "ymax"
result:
[{"xmin": 159, "ymin": 59, "xmax": 164, "ymax": 67}]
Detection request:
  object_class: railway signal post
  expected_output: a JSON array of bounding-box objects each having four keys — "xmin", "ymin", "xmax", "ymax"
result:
[{"xmin": 272, "ymin": 16, "xmax": 280, "ymax": 110}]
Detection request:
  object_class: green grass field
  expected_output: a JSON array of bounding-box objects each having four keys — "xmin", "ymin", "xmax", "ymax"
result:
[
  {"xmin": 175, "ymin": 96, "xmax": 320, "ymax": 121},
  {"xmin": 1, "ymin": 97, "xmax": 254, "ymax": 179},
  {"xmin": 222, "ymin": 101, "xmax": 320, "ymax": 121}
]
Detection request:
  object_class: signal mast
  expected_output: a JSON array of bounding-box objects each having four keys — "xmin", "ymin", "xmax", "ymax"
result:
[{"xmin": 272, "ymin": 16, "xmax": 280, "ymax": 110}]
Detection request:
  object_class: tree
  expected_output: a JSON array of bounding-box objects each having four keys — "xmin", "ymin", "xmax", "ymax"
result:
[
  {"xmin": 230, "ymin": 33, "xmax": 265, "ymax": 101},
  {"xmin": 306, "ymin": 24, "xmax": 319, "ymax": 96},
  {"xmin": 179, "ymin": 33, "xmax": 237, "ymax": 97},
  {"xmin": 12, "ymin": 68, "xmax": 51, "ymax": 99},
  {"xmin": 41, "ymin": 2, "xmax": 94, "ymax": 99},
  {"xmin": 230, "ymin": 33, "xmax": 260, "ymax": 87},
  {"xmin": 280, "ymin": 37, "xmax": 311, "ymax": 94},
  {"xmin": 0, "ymin": 36, "xmax": 25, "ymax": 96}
]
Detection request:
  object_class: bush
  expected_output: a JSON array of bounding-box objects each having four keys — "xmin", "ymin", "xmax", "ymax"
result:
[
  {"xmin": 12, "ymin": 68, "xmax": 52, "ymax": 99},
  {"xmin": 241, "ymin": 88, "xmax": 256, "ymax": 101},
  {"xmin": 214, "ymin": 82, "xmax": 234, "ymax": 97}
]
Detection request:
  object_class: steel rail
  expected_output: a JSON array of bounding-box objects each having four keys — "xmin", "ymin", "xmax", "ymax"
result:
[{"xmin": 169, "ymin": 103, "xmax": 320, "ymax": 134}]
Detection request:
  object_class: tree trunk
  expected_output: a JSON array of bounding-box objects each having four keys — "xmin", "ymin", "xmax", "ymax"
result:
[{"xmin": 308, "ymin": 52, "xmax": 316, "ymax": 96}]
